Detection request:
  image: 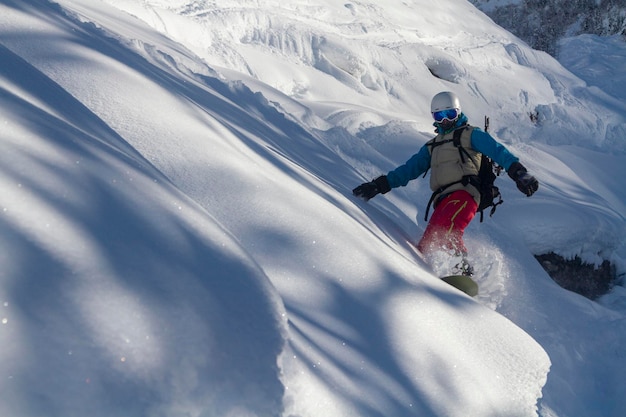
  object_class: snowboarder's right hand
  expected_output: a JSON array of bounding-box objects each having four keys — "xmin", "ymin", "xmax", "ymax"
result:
[{"xmin": 352, "ymin": 175, "xmax": 391, "ymax": 201}]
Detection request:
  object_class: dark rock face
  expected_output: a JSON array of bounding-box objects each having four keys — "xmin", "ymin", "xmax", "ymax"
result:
[
  {"xmin": 470, "ymin": 0, "xmax": 626, "ymax": 56},
  {"xmin": 535, "ymin": 252, "xmax": 617, "ymax": 299}
]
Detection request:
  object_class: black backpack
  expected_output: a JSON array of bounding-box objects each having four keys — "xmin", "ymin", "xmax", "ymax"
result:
[{"xmin": 424, "ymin": 118, "xmax": 503, "ymax": 222}]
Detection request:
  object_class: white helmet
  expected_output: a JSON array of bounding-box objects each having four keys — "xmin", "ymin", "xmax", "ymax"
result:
[{"xmin": 430, "ymin": 91, "xmax": 461, "ymax": 114}]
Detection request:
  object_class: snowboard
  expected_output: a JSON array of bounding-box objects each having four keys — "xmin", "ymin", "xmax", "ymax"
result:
[{"xmin": 441, "ymin": 275, "xmax": 479, "ymax": 297}]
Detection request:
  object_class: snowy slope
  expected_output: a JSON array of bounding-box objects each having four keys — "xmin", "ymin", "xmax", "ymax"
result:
[
  {"xmin": 0, "ymin": 3, "xmax": 288, "ymax": 417},
  {"xmin": 0, "ymin": 1, "xmax": 625, "ymax": 417},
  {"xmin": 559, "ymin": 34, "xmax": 626, "ymax": 103}
]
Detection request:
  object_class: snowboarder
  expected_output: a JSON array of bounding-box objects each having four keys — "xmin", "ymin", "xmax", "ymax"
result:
[{"xmin": 353, "ymin": 91, "xmax": 538, "ymax": 276}]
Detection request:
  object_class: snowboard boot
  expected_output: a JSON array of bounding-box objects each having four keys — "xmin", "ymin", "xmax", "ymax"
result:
[{"xmin": 453, "ymin": 256, "xmax": 474, "ymax": 277}]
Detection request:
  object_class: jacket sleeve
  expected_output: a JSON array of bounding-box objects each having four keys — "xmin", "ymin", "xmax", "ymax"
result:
[
  {"xmin": 386, "ymin": 144, "xmax": 431, "ymax": 188},
  {"xmin": 470, "ymin": 129, "xmax": 519, "ymax": 170}
]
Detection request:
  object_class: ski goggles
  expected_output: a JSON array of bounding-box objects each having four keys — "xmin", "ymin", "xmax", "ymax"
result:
[{"xmin": 432, "ymin": 108, "xmax": 460, "ymax": 123}]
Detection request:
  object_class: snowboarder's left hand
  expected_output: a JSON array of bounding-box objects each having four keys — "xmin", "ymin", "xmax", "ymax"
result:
[
  {"xmin": 353, "ymin": 175, "xmax": 391, "ymax": 201},
  {"xmin": 507, "ymin": 162, "xmax": 538, "ymax": 197}
]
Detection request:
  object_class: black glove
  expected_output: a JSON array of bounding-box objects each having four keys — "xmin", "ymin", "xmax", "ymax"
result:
[
  {"xmin": 507, "ymin": 162, "xmax": 538, "ymax": 197},
  {"xmin": 352, "ymin": 175, "xmax": 391, "ymax": 201}
]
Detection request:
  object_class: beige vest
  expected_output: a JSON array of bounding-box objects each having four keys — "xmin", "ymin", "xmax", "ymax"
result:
[{"xmin": 426, "ymin": 126, "xmax": 482, "ymax": 204}]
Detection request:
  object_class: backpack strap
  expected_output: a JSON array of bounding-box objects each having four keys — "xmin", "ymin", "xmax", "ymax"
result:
[
  {"xmin": 423, "ymin": 135, "xmax": 454, "ymax": 178},
  {"xmin": 423, "ymin": 180, "xmax": 464, "ymax": 221},
  {"xmin": 453, "ymin": 127, "xmax": 479, "ymax": 169}
]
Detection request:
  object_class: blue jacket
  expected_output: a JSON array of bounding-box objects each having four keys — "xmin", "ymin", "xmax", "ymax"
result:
[{"xmin": 386, "ymin": 114, "xmax": 519, "ymax": 189}]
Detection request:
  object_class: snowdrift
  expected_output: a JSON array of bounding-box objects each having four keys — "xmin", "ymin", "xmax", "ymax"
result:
[{"xmin": 0, "ymin": 3, "xmax": 287, "ymax": 416}]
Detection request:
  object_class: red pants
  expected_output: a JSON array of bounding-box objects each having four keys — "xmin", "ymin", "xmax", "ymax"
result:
[{"xmin": 417, "ymin": 190, "xmax": 477, "ymax": 255}]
